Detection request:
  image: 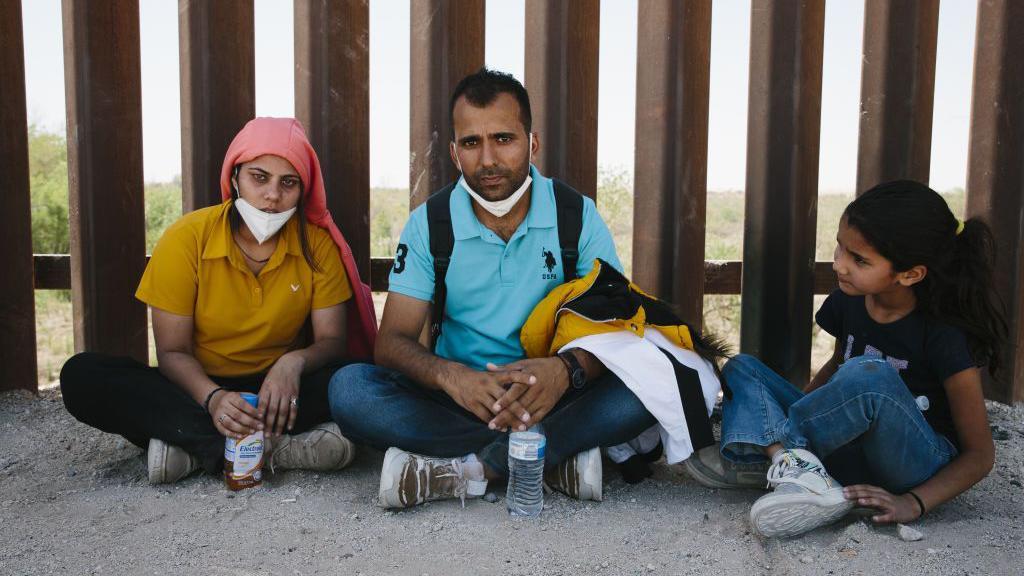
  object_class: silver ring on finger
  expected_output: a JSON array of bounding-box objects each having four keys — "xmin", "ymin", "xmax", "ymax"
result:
[
  {"xmin": 218, "ymin": 414, "xmax": 226, "ymax": 423},
  {"xmin": 289, "ymin": 397, "xmax": 297, "ymax": 408}
]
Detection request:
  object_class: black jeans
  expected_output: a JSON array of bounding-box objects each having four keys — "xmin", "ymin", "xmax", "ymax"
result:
[{"xmin": 59, "ymin": 352, "xmax": 349, "ymax": 474}]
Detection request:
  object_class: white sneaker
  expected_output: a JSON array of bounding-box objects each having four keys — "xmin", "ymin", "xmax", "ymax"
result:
[
  {"xmin": 377, "ymin": 448, "xmax": 487, "ymax": 509},
  {"xmin": 749, "ymin": 448, "xmax": 852, "ymax": 537},
  {"xmin": 545, "ymin": 447, "xmax": 603, "ymax": 502},
  {"xmin": 147, "ymin": 438, "xmax": 200, "ymax": 484},
  {"xmin": 269, "ymin": 422, "xmax": 356, "ymax": 472}
]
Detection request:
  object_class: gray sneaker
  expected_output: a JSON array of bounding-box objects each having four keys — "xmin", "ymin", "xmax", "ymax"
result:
[
  {"xmin": 750, "ymin": 449, "xmax": 853, "ymax": 538},
  {"xmin": 269, "ymin": 422, "xmax": 355, "ymax": 472},
  {"xmin": 683, "ymin": 444, "xmax": 768, "ymax": 489},
  {"xmin": 147, "ymin": 438, "xmax": 200, "ymax": 484},
  {"xmin": 544, "ymin": 447, "xmax": 603, "ymax": 502}
]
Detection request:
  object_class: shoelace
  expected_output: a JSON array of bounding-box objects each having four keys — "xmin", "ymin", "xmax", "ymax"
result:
[
  {"xmin": 267, "ymin": 432, "xmax": 312, "ymax": 475},
  {"xmin": 766, "ymin": 451, "xmax": 834, "ymax": 493},
  {"xmin": 268, "ymin": 436, "xmax": 280, "ymax": 475},
  {"xmin": 268, "ymin": 427, "xmax": 343, "ymax": 474},
  {"xmin": 430, "ymin": 458, "xmax": 468, "ymax": 507}
]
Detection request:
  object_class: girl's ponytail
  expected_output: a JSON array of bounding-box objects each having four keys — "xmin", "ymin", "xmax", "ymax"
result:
[
  {"xmin": 943, "ymin": 218, "xmax": 1008, "ymax": 377},
  {"xmin": 846, "ymin": 181, "xmax": 1008, "ymax": 378}
]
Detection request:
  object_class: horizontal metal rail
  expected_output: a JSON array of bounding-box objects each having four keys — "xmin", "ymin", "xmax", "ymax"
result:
[{"xmin": 32, "ymin": 254, "xmax": 839, "ymax": 296}]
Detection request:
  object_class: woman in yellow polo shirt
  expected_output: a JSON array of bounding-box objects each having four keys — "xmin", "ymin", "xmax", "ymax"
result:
[{"xmin": 59, "ymin": 117, "xmax": 377, "ymax": 484}]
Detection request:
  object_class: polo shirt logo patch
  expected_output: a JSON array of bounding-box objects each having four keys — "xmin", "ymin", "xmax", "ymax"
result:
[
  {"xmin": 290, "ymin": 284, "xmax": 300, "ymax": 292},
  {"xmin": 541, "ymin": 248, "xmax": 558, "ymax": 280}
]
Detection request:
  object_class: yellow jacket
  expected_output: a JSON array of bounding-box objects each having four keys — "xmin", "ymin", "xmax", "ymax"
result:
[{"xmin": 520, "ymin": 259, "xmax": 695, "ymax": 358}]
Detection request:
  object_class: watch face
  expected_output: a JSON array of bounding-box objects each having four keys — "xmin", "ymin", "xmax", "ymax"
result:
[
  {"xmin": 572, "ymin": 369, "xmax": 585, "ymax": 388},
  {"xmin": 560, "ymin": 350, "xmax": 585, "ymax": 388}
]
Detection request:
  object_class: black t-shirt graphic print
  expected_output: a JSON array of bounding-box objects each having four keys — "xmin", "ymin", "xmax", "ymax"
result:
[{"xmin": 815, "ymin": 290, "xmax": 975, "ymax": 444}]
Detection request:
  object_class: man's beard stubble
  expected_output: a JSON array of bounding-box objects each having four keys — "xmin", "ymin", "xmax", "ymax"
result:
[{"xmin": 464, "ymin": 160, "xmax": 531, "ymax": 202}]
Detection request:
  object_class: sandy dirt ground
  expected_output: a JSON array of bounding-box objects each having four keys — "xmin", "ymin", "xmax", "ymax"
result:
[{"xmin": 1, "ymin": 387, "xmax": 1022, "ymax": 576}]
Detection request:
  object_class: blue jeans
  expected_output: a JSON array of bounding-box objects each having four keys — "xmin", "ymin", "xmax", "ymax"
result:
[
  {"xmin": 328, "ymin": 363, "xmax": 656, "ymax": 478},
  {"xmin": 721, "ymin": 354, "xmax": 957, "ymax": 493}
]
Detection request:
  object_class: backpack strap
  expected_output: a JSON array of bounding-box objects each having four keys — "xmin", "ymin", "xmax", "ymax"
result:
[
  {"xmin": 552, "ymin": 179, "xmax": 584, "ymax": 282},
  {"xmin": 426, "ymin": 182, "xmax": 457, "ymax": 351}
]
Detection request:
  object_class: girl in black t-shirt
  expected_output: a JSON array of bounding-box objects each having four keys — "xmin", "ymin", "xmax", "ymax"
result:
[{"xmin": 705, "ymin": 181, "xmax": 1007, "ymax": 538}]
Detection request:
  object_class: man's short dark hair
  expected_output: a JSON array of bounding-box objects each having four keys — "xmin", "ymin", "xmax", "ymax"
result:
[{"xmin": 449, "ymin": 67, "xmax": 532, "ymax": 136}]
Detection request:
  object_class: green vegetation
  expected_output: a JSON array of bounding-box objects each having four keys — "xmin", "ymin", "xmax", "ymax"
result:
[
  {"xmin": 370, "ymin": 187, "xmax": 409, "ymax": 258},
  {"xmin": 28, "ymin": 126, "xmax": 182, "ymax": 383},
  {"xmin": 28, "ymin": 125, "xmax": 968, "ymax": 385},
  {"xmin": 28, "ymin": 126, "xmax": 70, "ymax": 255},
  {"xmin": 144, "ymin": 178, "xmax": 183, "ymax": 253},
  {"xmin": 34, "ymin": 291, "xmax": 73, "ymax": 384}
]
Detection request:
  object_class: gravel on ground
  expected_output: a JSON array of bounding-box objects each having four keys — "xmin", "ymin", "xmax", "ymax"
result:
[{"xmin": 1, "ymin": 388, "xmax": 1022, "ymax": 576}]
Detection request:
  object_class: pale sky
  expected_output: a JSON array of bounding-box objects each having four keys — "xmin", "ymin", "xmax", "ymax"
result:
[{"xmin": 20, "ymin": 0, "xmax": 976, "ymax": 193}]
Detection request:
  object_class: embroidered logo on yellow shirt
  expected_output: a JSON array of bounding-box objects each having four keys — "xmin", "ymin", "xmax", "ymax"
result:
[{"xmin": 290, "ymin": 284, "xmax": 300, "ymax": 292}]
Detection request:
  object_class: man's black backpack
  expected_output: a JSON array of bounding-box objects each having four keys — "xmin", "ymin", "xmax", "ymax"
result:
[{"xmin": 425, "ymin": 179, "xmax": 585, "ymax": 350}]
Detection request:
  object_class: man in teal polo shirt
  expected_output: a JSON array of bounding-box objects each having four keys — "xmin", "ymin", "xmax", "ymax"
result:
[
  {"xmin": 389, "ymin": 164, "xmax": 619, "ymax": 369},
  {"xmin": 329, "ymin": 68, "xmax": 655, "ymax": 509}
]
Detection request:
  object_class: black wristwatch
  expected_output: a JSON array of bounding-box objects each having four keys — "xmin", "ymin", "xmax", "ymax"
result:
[{"xmin": 558, "ymin": 349, "xmax": 587, "ymax": 390}]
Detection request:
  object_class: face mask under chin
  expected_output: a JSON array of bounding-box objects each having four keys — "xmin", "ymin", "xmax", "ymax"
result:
[
  {"xmin": 460, "ymin": 173, "xmax": 532, "ymax": 218},
  {"xmin": 234, "ymin": 197, "xmax": 297, "ymax": 244},
  {"xmin": 454, "ymin": 134, "xmax": 533, "ymax": 218}
]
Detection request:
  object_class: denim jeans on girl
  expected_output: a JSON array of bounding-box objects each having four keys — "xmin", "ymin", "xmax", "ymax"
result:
[
  {"xmin": 720, "ymin": 354, "xmax": 957, "ymax": 492},
  {"xmin": 328, "ymin": 363, "xmax": 656, "ymax": 478}
]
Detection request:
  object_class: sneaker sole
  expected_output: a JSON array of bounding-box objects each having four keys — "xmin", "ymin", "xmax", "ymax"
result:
[
  {"xmin": 750, "ymin": 488, "xmax": 852, "ymax": 538},
  {"xmin": 683, "ymin": 457, "xmax": 765, "ymax": 490},
  {"xmin": 377, "ymin": 447, "xmax": 410, "ymax": 509},
  {"xmin": 578, "ymin": 448, "xmax": 603, "ymax": 502},
  {"xmin": 147, "ymin": 438, "xmax": 168, "ymax": 484}
]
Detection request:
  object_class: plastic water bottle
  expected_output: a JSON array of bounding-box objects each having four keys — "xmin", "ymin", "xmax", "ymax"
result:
[{"xmin": 507, "ymin": 430, "xmax": 546, "ymax": 517}]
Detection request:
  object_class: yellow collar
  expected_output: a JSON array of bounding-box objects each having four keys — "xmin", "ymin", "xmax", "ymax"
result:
[{"xmin": 201, "ymin": 201, "xmax": 302, "ymax": 270}]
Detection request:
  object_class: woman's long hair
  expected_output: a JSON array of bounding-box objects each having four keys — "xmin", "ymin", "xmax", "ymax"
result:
[
  {"xmin": 844, "ymin": 180, "xmax": 1008, "ymax": 378},
  {"xmin": 229, "ymin": 165, "xmax": 322, "ymax": 273}
]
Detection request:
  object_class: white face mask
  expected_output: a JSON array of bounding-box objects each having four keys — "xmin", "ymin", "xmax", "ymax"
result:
[
  {"xmin": 460, "ymin": 174, "xmax": 532, "ymax": 218},
  {"xmin": 233, "ymin": 197, "xmax": 297, "ymax": 244},
  {"xmin": 454, "ymin": 134, "xmax": 534, "ymax": 218}
]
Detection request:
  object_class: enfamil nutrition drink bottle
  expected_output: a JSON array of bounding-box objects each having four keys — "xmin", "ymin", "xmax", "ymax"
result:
[{"xmin": 224, "ymin": 392, "xmax": 264, "ymax": 491}]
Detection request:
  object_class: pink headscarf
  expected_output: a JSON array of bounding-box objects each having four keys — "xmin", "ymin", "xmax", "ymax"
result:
[{"xmin": 220, "ymin": 117, "xmax": 377, "ymax": 360}]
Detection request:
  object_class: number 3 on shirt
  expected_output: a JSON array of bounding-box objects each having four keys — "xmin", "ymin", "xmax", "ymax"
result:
[{"xmin": 393, "ymin": 243, "xmax": 408, "ymax": 274}]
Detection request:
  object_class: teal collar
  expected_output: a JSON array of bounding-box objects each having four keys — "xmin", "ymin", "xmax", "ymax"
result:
[{"xmin": 450, "ymin": 165, "xmax": 555, "ymax": 240}]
